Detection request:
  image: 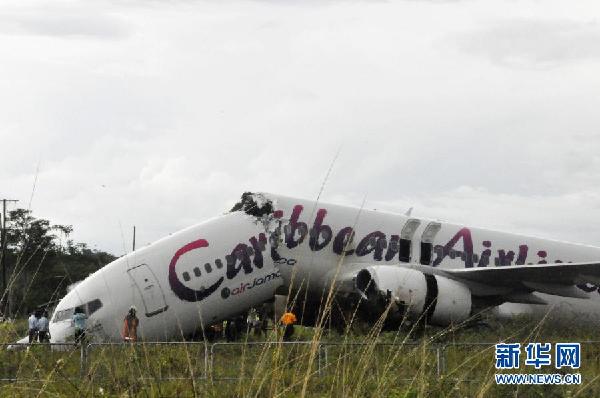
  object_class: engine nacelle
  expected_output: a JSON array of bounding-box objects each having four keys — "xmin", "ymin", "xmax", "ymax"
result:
[{"xmin": 355, "ymin": 265, "xmax": 471, "ymax": 326}]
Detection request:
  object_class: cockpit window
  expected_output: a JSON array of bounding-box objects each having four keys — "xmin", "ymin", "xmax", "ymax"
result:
[
  {"xmin": 52, "ymin": 298, "xmax": 103, "ymax": 322},
  {"xmin": 52, "ymin": 308, "xmax": 74, "ymax": 322}
]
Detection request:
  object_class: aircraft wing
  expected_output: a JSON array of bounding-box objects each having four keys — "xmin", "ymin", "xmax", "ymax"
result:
[
  {"xmin": 440, "ymin": 261, "xmax": 600, "ymax": 300},
  {"xmin": 443, "ymin": 262, "xmax": 600, "ymax": 286}
]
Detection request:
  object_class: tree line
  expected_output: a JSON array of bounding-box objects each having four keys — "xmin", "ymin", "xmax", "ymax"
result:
[{"xmin": 1, "ymin": 209, "xmax": 116, "ymax": 318}]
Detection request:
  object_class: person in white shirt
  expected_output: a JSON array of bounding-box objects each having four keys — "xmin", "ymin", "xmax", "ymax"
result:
[
  {"xmin": 28, "ymin": 312, "xmax": 39, "ymax": 344},
  {"xmin": 37, "ymin": 311, "xmax": 50, "ymax": 343}
]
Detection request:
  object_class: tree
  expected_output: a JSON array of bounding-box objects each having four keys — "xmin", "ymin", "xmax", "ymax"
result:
[{"xmin": 2, "ymin": 209, "xmax": 116, "ymax": 317}]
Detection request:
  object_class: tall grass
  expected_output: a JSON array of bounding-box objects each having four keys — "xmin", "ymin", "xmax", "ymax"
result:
[{"xmin": 1, "ymin": 314, "xmax": 600, "ymax": 397}]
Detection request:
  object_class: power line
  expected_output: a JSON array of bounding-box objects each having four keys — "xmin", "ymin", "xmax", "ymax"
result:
[{"xmin": 1, "ymin": 199, "xmax": 18, "ymax": 316}]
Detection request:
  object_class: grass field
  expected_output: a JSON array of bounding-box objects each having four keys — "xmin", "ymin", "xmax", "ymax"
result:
[{"xmin": 0, "ymin": 314, "xmax": 599, "ymax": 397}]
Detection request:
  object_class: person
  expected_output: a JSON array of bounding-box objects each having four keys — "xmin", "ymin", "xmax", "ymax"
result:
[
  {"xmin": 211, "ymin": 321, "xmax": 224, "ymax": 340},
  {"xmin": 38, "ymin": 311, "xmax": 50, "ymax": 343},
  {"xmin": 72, "ymin": 307, "xmax": 87, "ymax": 346},
  {"xmin": 28, "ymin": 311, "xmax": 39, "ymax": 344},
  {"xmin": 261, "ymin": 315, "xmax": 269, "ymax": 337},
  {"xmin": 225, "ymin": 319, "xmax": 237, "ymax": 342},
  {"xmin": 122, "ymin": 306, "xmax": 139, "ymax": 342},
  {"xmin": 247, "ymin": 309, "xmax": 262, "ymax": 337},
  {"xmin": 280, "ymin": 311, "xmax": 297, "ymax": 341}
]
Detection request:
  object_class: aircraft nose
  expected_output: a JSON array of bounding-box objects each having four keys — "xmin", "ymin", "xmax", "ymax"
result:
[{"xmin": 49, "ymin": 321, "xmax": 73, "ymax": 343}]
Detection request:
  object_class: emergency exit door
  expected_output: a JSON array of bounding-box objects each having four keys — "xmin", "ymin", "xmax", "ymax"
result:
[{"xmin": 127, "ymin": 264, "xmax": 169, "ymax": 317}]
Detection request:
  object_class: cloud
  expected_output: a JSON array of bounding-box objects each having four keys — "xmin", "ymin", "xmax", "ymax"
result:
[
  {"xmin": 368, "ymin": 186, "xmax": 600, "ymax": 247},
  {"xmin": 456, "ymin": 19, "xmax": 600, "ymax": 69},
  {"xmin": 1, "ymin": 0, "xmax": 600, "ymax": 255},
  {"xmin": 0, "ymin": 6, "xmax": 131, "ymax": 39}
]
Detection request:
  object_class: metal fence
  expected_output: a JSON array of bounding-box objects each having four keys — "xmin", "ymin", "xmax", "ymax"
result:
[
  {"xmin": 0, "ymin": 340, "xmax": 597, "ymax": 383},
  {"xmin": 0, "ymin": 343, "xmax": 82, "ymax": 382}
]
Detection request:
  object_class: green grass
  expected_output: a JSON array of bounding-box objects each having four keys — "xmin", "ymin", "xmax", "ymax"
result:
[{"xmin": 0, "ymin": 315, "xmax": 599, "ymax": 397}]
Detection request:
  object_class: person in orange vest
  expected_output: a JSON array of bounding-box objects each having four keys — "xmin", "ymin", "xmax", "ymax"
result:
[
  {"xmin": 280, "ymin": 311, "xmax": 297, "ymax": 341},
  {"xmin": 122, "ymin": 306, "xmax": 140, "ymax": 342}
]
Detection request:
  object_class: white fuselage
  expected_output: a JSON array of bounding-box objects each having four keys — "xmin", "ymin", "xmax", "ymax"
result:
[{"xmin": 48, "ymin": 193, "xmax": 600, "ymax": 342}]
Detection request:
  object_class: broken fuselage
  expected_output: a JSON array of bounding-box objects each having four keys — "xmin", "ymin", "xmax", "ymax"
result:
[{"xmin": 47, "ymin": 192, "xmax": 600, "ymax": 343}]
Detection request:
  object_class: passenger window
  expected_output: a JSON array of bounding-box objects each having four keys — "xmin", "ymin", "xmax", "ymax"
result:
[
  {"xmin": 183, "ymin": 272, "xmax": 191, "ymax": 282},
  {"xmin": 193, "ymin": 267, "xmax": 201, "ymax": 277},
  {"xmin": 215, "ymin": 259, "xmax": 223, "ymax": 269},
  {"xmin": 205, "ymin": 263, "xmax": 212, "ymax": 273}
]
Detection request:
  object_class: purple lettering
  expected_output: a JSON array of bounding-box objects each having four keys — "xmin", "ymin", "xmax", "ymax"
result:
[
  {"xmin": 270, "ymin": 211, "xmax": 283, "ymax": 262},
  {"xmin": 249, "ymin": 233, "xmax": 267, "ymax": 269},
  {"xmin": 477, "ymin": 240, "xmax": 492, "ymax": 267},
  {"xmin": 309, "ymin": 209, "xmax": 332, "ymax": 251},
  {"xmin": 356, "ymin": 231, "xmax": 387, "ymax": 261},
  {"xmin": 498, "ymin": 250, "xmax": 515, "ymax": 266},
  {"xmin": 432, "ymin": 228, "xmax": 474, "ymax": 268},
  {"xmin": 515, "ymin": 245, "xmax": 528, "ymax": 265},
  {"xmin": 385, "ymin": 234, "xmax": 400, "ymax": 261},
  {"xmin": 226, "ymin": 243, "xmax": 253, "ymax": 279},
  {"xmin": 168, "ymin": 239, "xmax": 224, "ymax": 302},
  {"xmin": 285, "ymin": 205, "xmax": 308, "ymax": 249},
  {"xmin": 333, "ymin": 227, "xmax": 355, "ymax": 255}
]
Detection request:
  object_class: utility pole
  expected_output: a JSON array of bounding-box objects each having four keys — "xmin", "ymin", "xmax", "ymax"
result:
[
  {"xmin": 132, "ymin": 226, "xmax": 136, "ymax": 252},
  {"xmin": 0, "ymin": 199, "xmax": 18, "ymax": 317}
]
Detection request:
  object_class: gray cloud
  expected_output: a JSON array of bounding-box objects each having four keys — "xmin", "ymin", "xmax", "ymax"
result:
[
  {"xmin": 0, "ymin": 8, "xmax": 131, "ymax": 39},
  {"xmin": 1, "ymin": 0, "xmax": 600, "ymax": 255},
  {"xmin": 367, "ymin": 187, "xmax": 600, "ymax": 247},
  {"xmin": 456, "ymin": 19, "xmax": 600, "ymax": 69}
]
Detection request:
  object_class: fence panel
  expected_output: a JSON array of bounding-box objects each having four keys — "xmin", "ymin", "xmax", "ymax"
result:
[
  {"xmin": 85, "ymin": 342, "xmax": 208, "ymax": 384},
  {"xmin": 3, "ymin": 339, "xmax": 599, "ymax": 387},
  {"xmin": 211, "ymin": 341, "xmax": 317, "ymax": 380},
  {"xmin": 319, "ymin": 342, "xmax": 439, "ymax": 386},
  {"xmin": 0, "ymin": 343, "xmax": 81, "ymax": 382},
  {"xmin": 441, "ymin": 342, "xmax": 497, "ymax": 384}
]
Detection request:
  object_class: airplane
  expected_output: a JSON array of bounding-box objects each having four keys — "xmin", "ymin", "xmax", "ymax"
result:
[{"xmin": 20, "ymin": 192, "xmax": 600, "ymax": 344}]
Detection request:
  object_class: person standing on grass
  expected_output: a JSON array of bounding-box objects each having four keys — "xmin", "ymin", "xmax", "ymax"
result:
[
  {"xmin": 28, "ymin": 311, "xmax": 39, "ymax": 344},
  {"xmin": 122, "ymin": 306, "xmax": 139, "ymax": 342},
  {"xmin": 280, "ymin": 311, "xmax": 297, "ymax": 342},
  {"xmin": 72, "ymin": 307, "xmax": 87, "ymax": 346},
  {"xmin": 225, "ymin": 319, "xmax": 236, "ymax": 342},
  {"xmin": 38, "ymin": 311, "xmax": 50, "ymax": 343}
]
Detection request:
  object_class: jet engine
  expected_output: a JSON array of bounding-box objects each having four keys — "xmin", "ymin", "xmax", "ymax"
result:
[{"xmin": 355, "ymin": 265, "xmax": 472, "ymax": 326}]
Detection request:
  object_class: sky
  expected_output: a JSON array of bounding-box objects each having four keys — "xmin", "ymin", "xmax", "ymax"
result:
[{"xmin": 1, "ymin": 0, "xmax": 599, "ymax": 256}]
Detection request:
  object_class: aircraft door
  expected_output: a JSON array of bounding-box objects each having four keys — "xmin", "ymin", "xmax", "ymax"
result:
[
  {"xmin": 399, "ymin": 219, "xmax": 421, "ymax": 263},
  {"xmin": 127, "ymin": 264, "xmax": 169, "ymax": 317},
  {"xmin": 420, "ymin": 222, "xmax": 441, "ymax": 265}
]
